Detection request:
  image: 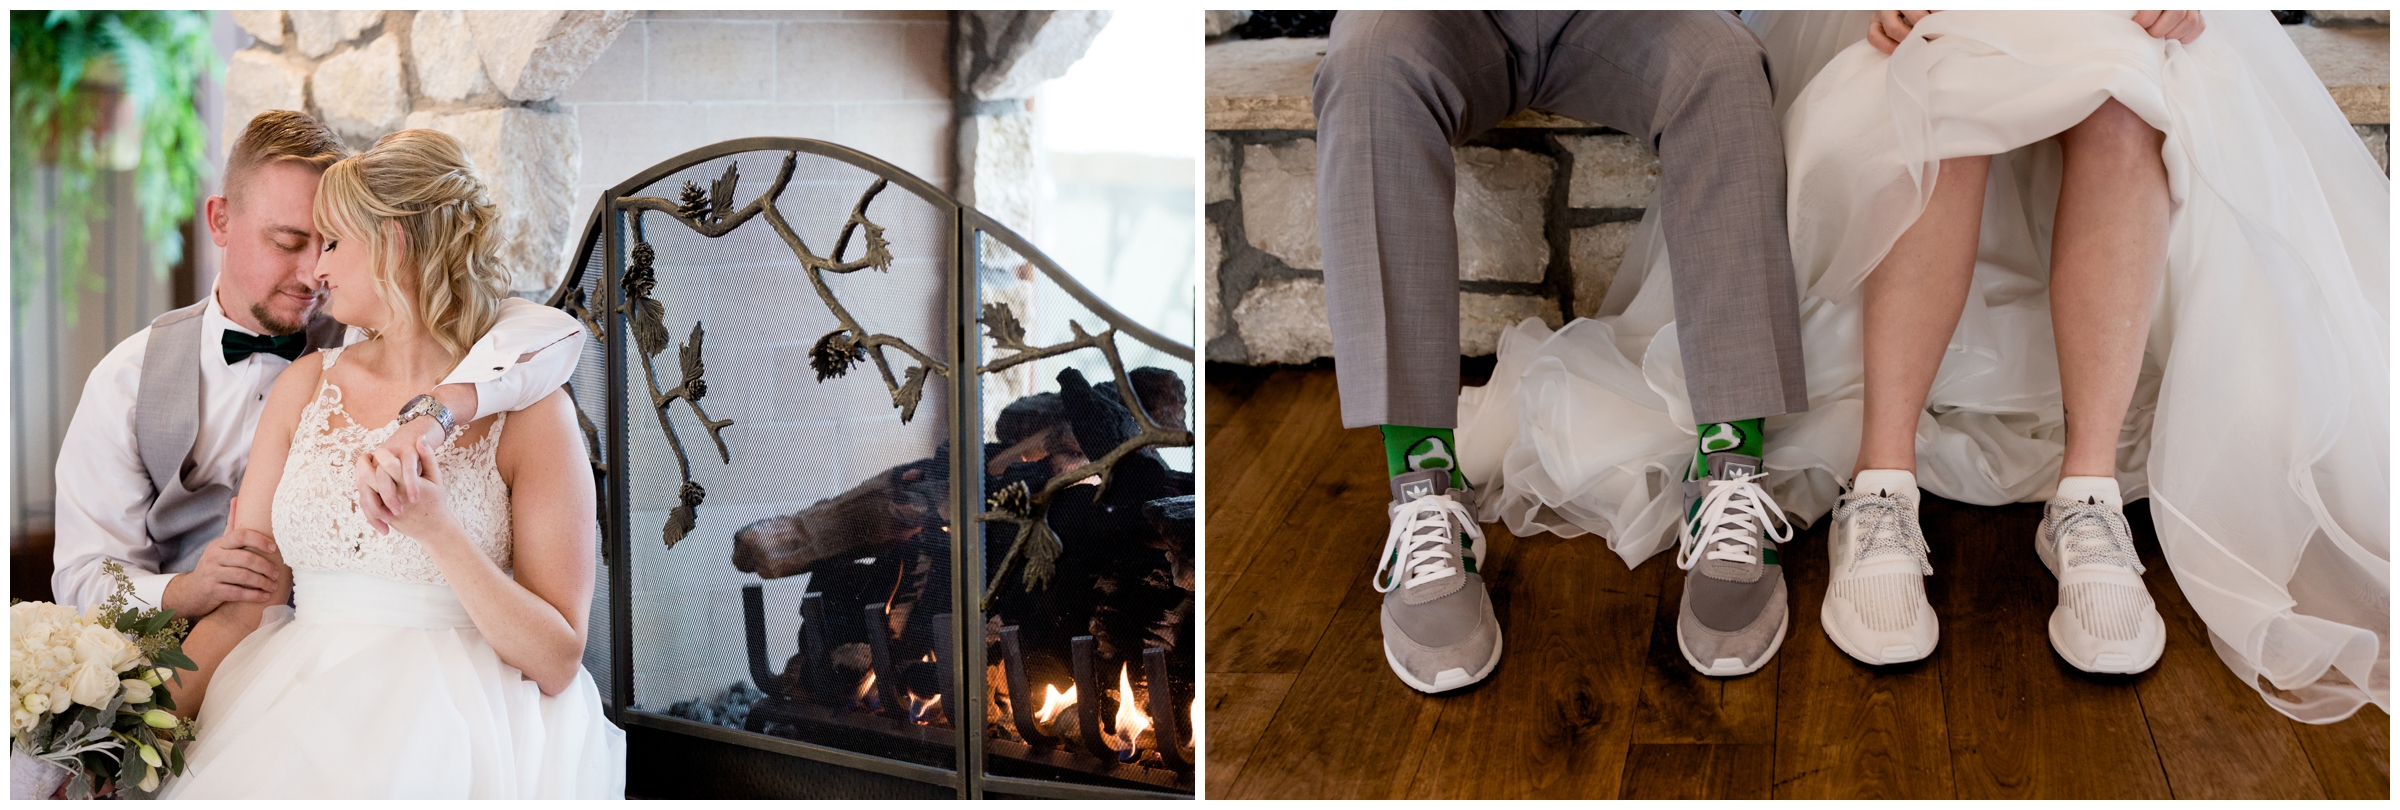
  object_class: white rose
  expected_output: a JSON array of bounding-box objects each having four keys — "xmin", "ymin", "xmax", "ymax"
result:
[
  {"xmin": 67, "ymin": 661, "xmax": 117, "ymax": 708},
  {"xmin": 119, "ymin": 678, "xmax": 153, "ymax": 705},
  {"xmin": 73, "ymin": 624, "xmax": 141, "ymax": 672}
]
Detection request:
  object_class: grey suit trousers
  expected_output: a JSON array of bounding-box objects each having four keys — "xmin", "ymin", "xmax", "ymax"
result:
[{"xmin": 1314, "ymin": 10, "xmax": 1810, "ymax": 429}]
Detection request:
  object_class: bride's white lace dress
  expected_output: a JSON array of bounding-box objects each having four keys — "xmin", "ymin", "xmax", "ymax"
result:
[
  {"xmin": 1460, "ymin": 11, "xmax": 2387, "ymax": 721},
  {"xmin": 162, "ymin": 347, "xmax": 625, "ymax": 798}
]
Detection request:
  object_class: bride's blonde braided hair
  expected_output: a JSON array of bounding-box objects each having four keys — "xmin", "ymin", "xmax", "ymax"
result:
[{"xmin": 312, "ymin": 128, "xmax": 508, "ymax": 366}]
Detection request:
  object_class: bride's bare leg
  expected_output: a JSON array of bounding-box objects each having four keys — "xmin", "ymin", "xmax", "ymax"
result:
[
  {"xmin": 1857, "ymin": 154, "xmax": 1992, "ymax": 475},
  {"xmin": 2050, "ymin": 98, "xmax": 2169, "ymax": 479}
]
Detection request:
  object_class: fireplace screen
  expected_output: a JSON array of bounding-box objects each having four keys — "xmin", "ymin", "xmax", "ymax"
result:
[{"xmin": 549, "ymin": 138, "xmax": 1193, "ymax": 798}]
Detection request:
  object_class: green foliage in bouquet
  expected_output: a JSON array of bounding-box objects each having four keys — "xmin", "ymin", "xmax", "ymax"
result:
[
  {"xmin": 8, "ymin": 10, "xmax": 217, "ymax": 324},
  {"xmin": 11, "ymin": 561, "xmax": 199, "ymax": 798}
]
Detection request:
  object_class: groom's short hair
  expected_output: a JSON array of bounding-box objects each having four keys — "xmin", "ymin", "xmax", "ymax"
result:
[{"xmin": 223, "ymin": 110, "xmax": 349, "ymax": 209}]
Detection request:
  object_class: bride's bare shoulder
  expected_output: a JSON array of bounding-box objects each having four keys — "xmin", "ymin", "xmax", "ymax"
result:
[{"xmin": 264, "ymin": 348, "xmax": 331, "ymax": 412}]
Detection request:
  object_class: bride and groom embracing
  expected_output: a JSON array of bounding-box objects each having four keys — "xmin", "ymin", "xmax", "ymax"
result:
[
  {"xmin": 1321, "ymin": 11, "xmax": 2385, "ymax": 722},
  {"xmin": 49, "ymin": 110, "xmax": 623, "ymax": 797}
]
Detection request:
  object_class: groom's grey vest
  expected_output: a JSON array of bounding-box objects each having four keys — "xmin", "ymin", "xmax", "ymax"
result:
[{"xmin": 132, "ymin": 300, "xmax": 345, "ymax": 573}]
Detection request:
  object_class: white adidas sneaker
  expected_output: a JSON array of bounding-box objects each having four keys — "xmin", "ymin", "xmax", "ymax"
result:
[
  {"xmin": 1822, "ymin": 469, "xmax": 1940, "ymax": 665},
  {"xmin": 2035, "ymin": 477, "xmax": 2166, "ymax": 674}
]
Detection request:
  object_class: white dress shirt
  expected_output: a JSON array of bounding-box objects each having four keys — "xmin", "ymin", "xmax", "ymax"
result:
[{"xmin": 51, "ymin": 290, "xmax": 586, "ymax": 609}]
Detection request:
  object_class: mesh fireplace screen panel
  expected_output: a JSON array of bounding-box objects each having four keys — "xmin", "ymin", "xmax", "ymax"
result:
[
  {"xmin": 615, "ymin": 149, "xmax": 958, "ymax": 771},
  {"xmin": 973, "ymin": 230, "xmax": 1196, "ymax": 792}
]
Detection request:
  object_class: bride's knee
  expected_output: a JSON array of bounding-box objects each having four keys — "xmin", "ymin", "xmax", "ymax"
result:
[{"xmin": 2061, "ymin": 98, "xmax": 2163, "ymax": 152}]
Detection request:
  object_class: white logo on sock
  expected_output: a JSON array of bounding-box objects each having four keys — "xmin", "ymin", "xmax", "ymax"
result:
[
  {"xmin": 1700, "ymin": 423, "xmax": 1746, "ymax": 454},
  {"xmin": 1407, "ymin": 437, "xmax": 1456, "ymax": 472}
]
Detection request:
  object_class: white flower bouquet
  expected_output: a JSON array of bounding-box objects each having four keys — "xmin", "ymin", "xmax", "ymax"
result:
[{"xmin": 10, "ymin": 562, "xmax": 198, "ymax": 799}]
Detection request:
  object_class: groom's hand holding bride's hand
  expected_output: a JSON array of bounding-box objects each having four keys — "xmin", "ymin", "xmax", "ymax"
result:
[
  {"xmin": 362, "ymin": 449, "xmax": 465, "ymax": 548},
  {"xmin": 159, "ymin": 496, "xmax": 290, "ymax": 619},
  {"xmin": 1870, "ymin": 10, "xmax": 2204, "ymax": 55},
  {"xmin": 356, "ymin": 417, "xmax": 450, "ymax": 534}
]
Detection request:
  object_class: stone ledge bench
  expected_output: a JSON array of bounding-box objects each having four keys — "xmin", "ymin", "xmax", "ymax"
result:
[{"xmin": 1205, "ymin": 21, "xmax": 2391, "ymax": 365}]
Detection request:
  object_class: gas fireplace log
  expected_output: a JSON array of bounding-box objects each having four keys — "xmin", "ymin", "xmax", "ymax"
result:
[{"xmin": 1144, "ymin": 647, "xmax": 1191, "ymax": 770}]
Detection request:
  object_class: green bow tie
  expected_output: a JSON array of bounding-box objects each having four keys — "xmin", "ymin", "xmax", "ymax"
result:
[{"xmin": 221, "ymin": 330, "xmax": 307, "ymax": 365}]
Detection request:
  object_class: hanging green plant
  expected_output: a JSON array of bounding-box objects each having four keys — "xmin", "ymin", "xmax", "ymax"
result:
[{"xmin": 10, "ymin": 10, "xmax": 217, "ymax": 322}]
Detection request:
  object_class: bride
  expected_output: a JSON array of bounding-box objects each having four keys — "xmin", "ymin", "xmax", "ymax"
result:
[
  {"xmin": 1460, "ymin": 10, "xmax": 2386, "ymax": 721},
  {"xmin": 159, "ymin": 129, "xmax": 624, "ymax": 797}
]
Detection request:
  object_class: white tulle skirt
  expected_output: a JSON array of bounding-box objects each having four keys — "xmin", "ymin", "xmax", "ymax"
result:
[
  {"xmin": 161, "ymin": 571, "xmax": 625, "ymax": 799},
  {"xmin": 1460, "ymin": 11, "xmax": 2387, "ymax": 722}
]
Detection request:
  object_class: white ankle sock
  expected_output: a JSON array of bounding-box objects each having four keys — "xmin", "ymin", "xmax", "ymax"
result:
[
  {"xmin": 2054, "ymin": 476, "xmax": 2122, "ymax": 507},
  {"xmin": 1852, "ymin": 469, "xmax": 1919, "ymax": 504}
]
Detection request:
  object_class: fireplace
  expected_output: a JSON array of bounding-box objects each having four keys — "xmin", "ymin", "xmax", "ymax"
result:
[{"xmin": 547, "ymin": 137, "xmax": 1195, "ymax": 799}]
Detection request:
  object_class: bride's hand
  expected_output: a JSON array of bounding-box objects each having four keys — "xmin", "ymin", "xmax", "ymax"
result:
[
  {"xmin": 1869, "ymin": 11, "xmax": 1937, "ymax": 55},
  {"xmin": 2132, "ymin": 11, "xmax": 2204, "ymax": 44},
  {"xmin": 362, "ymin": 449, "xmax": 462, "ymax": 544}
]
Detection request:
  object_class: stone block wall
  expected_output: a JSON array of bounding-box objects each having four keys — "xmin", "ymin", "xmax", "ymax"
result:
[
  {"xmin": 557, "ymin": 11, "xmax": 955, "ymax": 252},
  {"xmin": 1206, "ymin": 19, "xmax": 2390, "ymax": 365},
  {"xmin": 224, "ymin": 11, "xmax": 632, "ymax": 294},
  {"xmin": 1208, "ymin": 126, "xmax": 1644, "ymax": 364}
]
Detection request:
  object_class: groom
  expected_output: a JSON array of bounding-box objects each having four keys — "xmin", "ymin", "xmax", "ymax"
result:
[
  {"xmin": 50, "ymin": 110, "xmax": 586, "ymax": 619},
  {"xmin": 1315, "ymin": 11, "xmax": 1809, "ymax": 688}
]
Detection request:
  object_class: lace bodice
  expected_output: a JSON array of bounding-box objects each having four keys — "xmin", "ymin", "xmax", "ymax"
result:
[{"xmin": 271, "ymin": 347, "xmax": 512, "ymax": 584}]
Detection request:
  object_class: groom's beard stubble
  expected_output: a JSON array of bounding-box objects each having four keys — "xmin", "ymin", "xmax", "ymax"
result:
[{"xmin": 250, "ymin": 284, "xmax": 325, "ymax": 336}]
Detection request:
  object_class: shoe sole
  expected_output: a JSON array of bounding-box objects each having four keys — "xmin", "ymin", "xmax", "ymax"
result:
[
  {"xmin": 1819, "ymin": 597, "xmax": 1937, "ymax": 666},
  {"xmin": 1382, "ymin": 625, "xmax": 1504, "ymax": 694},
  {"xmin": 2035, "ymin": 516, "xmax": 2166, "ymax": 674},
  {"xmin": 1677, "ymin": 609, "xmax": 1789, "ymax": 677}
]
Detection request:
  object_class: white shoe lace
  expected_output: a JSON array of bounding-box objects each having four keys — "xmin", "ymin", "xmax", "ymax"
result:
[
  {"xmin": 1374, "ymin": 492, "xmax": 1484, "ymax": 592},
  {"xmin": 1676, "ymin": 472, "xmax": 1796, "ymax": 571},
  {"xmin": 1831, "ymin": 491, "xmax": 1933, "ymax": 575},
  {"xmin": 2052, "ymin": 499, "xmax": 2146, "ymax": 573}
]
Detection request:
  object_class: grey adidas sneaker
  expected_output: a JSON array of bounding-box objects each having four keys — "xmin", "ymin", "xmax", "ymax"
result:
[
  {"xmin": 1376, "ymin": 468, "xmax": 1502, "ymax": 693},
  {"xmin": 1675, "ymin": 452, "xmax": 1796, "ymax": 677}
]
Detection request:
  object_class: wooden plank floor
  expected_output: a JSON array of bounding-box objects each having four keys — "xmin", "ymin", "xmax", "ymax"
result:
[{"xmin": 1204, "ymin": 365, "xmax": 2389, "ymax": 800}]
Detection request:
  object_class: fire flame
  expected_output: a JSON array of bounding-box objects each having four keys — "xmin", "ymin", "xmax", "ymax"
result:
[
  {"xmin": 909, "ymin": 692, "xmax": 945, "ymax": 726},
  {"xmin": 852, "ymin": 670, "xmax": 879, "ymax": 711},
  {"xmin": 1032, "ymin": 683, "xmax": 1076, "ymax": 726},
  {"xmin": 1109, "ymin": 664, "xmax": 1152, "ymax": 762}
]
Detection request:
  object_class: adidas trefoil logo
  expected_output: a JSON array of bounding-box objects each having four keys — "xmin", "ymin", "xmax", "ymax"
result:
[{"xmin": 1401, "ymin": 480, "xmax": 1434, "ymax": 501}]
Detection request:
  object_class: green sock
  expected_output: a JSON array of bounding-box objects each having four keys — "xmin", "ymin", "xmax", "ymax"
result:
[
  {"xmin": 1381, "ymin": 425, "xmax": 1468, "ymax": 489},
  {"xmin": 1688, "ymin": 417, "xmax": 1765, "ymax": 480}
]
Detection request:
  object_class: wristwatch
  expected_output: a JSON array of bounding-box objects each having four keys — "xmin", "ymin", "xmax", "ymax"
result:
[{"xmin": 397, "ymin": 394, "xmax": 457, "ymax": 440}]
